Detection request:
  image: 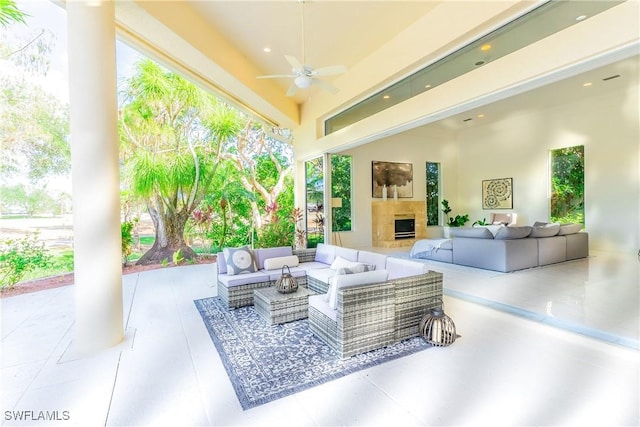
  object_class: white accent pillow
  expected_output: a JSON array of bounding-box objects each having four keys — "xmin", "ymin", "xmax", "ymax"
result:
[
  {"xmin": 263, "ymin": 255, "xmax": 300, "ymax": 271},
  {"xmin": 329, "ymin": 256, "xmax": 359, "ymax": 270}
]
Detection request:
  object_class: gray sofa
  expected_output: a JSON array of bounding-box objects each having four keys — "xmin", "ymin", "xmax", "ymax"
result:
[{"xmin": 410, "ymin": 222, "xmax": 588, "ymax": 273}]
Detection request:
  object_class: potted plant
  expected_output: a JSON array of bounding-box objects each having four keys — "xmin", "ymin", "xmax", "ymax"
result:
[{"xmin": 441, "ymin": 200, "xmax": 469, "ymax": 238}]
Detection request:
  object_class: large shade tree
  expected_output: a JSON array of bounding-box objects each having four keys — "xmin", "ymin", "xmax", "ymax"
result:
[{"xmin": 119, "ymin": 59, "xmax": 244, "ymax": 264}]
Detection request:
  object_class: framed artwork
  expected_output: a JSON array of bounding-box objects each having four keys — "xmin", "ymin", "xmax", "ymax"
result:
[
  {"xmin": 482, "ymin": 178, "xmax": 513, "ymax": 209},
  {"xmin": 372, "ymin": 161, "xmax": 413, "ymax": 198}
]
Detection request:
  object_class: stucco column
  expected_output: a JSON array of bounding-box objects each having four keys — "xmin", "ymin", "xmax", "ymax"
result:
[{"xmin": 67, "ymin": 0, "xmax": 123, "ymax": 353}]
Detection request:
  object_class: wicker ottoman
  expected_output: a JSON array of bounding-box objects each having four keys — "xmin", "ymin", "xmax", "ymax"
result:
[{"xmin": 254, "ymin": 286, "xmax": 315, "ymax": 325}]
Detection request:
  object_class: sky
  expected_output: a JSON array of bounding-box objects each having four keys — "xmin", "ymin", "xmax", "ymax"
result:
[
  {"xmin": 10, "ymin": 0, "xmax": 144, "ymax": 103},
  {"xmin": 5, "ymin": 0, "xmax": 146, "ymax": 193}
]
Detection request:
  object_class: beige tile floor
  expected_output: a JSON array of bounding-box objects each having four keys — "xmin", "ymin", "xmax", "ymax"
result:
[{"xmin": 1, "ymin": 250, "xmax": 638, "ymax": 426}]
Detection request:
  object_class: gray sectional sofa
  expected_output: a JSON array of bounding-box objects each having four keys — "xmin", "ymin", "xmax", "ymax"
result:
[{"xmin": 410, "ymin": 222, "xmax": 588, "ymax": 273}]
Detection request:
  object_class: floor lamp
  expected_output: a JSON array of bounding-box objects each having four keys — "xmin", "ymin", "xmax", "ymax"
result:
[{"xmin": 331, "ymin": 197, "xmax": 343, "ymax": 247}]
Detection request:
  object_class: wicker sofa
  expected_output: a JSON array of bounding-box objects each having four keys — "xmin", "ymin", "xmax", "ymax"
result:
[{"xmin": 216, "ymin": 244, "xmax": 444, "ymax": 358}]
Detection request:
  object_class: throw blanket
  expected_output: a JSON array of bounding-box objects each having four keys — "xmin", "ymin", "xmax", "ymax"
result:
[{"xmin": 410, "ymin": 238, "xmax": 451, "ymax": 259}]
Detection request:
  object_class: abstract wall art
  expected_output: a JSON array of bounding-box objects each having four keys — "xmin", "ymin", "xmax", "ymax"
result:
[
  {"xmin": 482, "ymin": 178, "xmax": 513, "ymax": 209},
  {"xmin": 372, "ymin": 161, "xmax": 413, "ymax": 198}
]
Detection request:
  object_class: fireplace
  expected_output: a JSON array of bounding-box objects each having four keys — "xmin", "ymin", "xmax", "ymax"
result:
[{"xmin": 394, "ymin": 215, "xmax": 415, "ymax": 240}]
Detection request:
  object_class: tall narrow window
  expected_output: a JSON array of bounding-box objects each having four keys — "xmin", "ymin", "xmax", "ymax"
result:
[
  {"xmin": 425, "ymin": 162, "xmax": 441, "ymax": 226},
  {"xmin": 550, "ymin": 145, "xmax": 584, "ymax": 224},
  {"xmin": 305, "ymin": 157, "xmax": 324, "ymax": 247},
  {"xmin": 331, "ymin": 155, "xmax": 352, "ymax": 232}
]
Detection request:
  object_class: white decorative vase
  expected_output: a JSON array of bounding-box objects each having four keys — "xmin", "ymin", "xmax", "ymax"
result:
[
  {"xmin": 382, "ymin": 185, "xmax": 387, "ymax": 201},
  {"xmin": 393, "ymin": 185, "xmax": 398, "ymax": 200},
  {"xmin": 443, "ymin": 226, "xmax": 451, "ymax": 239}
]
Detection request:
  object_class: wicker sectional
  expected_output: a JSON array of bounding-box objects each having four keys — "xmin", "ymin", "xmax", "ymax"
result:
[
  {"xmin": 308, "ymin": 270, "xmax": 443, "ymax": 358},
  {"xmin": 216, "ymin": 243, "xmax": 444, "ymax": 359}
]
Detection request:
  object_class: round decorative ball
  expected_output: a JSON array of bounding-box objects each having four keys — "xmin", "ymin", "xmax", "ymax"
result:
[
  {"xmin": 419, "ymin": 306, "xmax": 457, "ymax": 347},
  {"xmin": 275, "ymin": 265, "xmax": 298, "ymax": 294}
]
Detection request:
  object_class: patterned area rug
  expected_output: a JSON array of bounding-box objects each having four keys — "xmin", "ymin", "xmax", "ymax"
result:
[{"xmin": 194, "ymin": 297, "xmax": 433, "ymax": 410}]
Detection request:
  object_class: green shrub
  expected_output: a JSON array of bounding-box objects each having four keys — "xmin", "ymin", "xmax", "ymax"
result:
[{"xmin": 0, "ymin": 234, "xmax": 52, "ymax": 288}]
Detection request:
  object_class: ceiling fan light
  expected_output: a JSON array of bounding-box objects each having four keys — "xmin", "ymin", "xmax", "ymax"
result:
[{"xmin": 295, "ymin": 75, "xmax": 312, "ymax": 88}]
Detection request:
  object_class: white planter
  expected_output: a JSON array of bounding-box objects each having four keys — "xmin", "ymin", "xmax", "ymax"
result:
[{"xmin": 443, "ymin": 226, "xmax": 451, "ymax": 239}]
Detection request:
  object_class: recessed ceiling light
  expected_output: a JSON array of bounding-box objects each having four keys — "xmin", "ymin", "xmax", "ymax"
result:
[
  {"xmin": 424, "ymin": 84, "xmax": 432, "ymax": 89},
  {"xmin": 263, "ymin": 47, "xmax": 271, "ymax": 53},
  {"xmin": 480, "ymin": 44, "xmax": 492, "ymax": 52},
  {"xmin": 575, "ymin": 15, "xmax": 587, "ymax": 21},
  {"xmin": 477, "ymin": 114, "xmax": 485, "ymax": 118},
  {"xmin": 583, "ymin": 82, "xmax": 593, "ymax": 87},
  {"xmin": 383, "ymin": 95, "xmax": 390, "ymax": 99}
]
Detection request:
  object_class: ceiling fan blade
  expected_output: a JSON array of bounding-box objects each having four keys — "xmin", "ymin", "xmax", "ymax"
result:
[
  {"xmin": 257, "ymin": 74, "xmax": 296, "ymax": 79},
  {"xmin": 286, "ymin": 83, "xmax": 299, "ymax": 97},
  {"xmin": 313, "ymin": 65, "xmax": 347, "ymax": 77},
  {"xmin": 284, "ymin": 55, "xmax": 303, "ymax": 70},
  {"xmin": 312, "ymin": 78, "xmax": 339, "ymax": 94}
]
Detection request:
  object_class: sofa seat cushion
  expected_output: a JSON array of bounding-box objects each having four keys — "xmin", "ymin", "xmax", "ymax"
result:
[
  {"xmin": 385, "ymin": 257, "xmax": 429, "ymax": 280},
  {"xmin": 217, "ymin": 271, "xmax": 270, "ymax": 287},
  {"xmin": 264, "ymin": 266, "xmax": 307, "ymax": 281},
  {"xmin": 307, "ymin": 268, "xmax": 336, "ymax": 285},
  {"xmin": 309, "ymin": 294, "xmax": 337, "ymax": 322},
  {"xmin": 254, "ymin": 246, "xmax": 293, "ymax": 269},
  {"xmin": 327, "ymin": 270, "xmax": 390, "ymax": 309},
  {"xmin": 297, "ymin": 261, "xmax": 332, "ymax": 271},
  {"xmin": 263, "ymin": 255, "xmax": 299, "ymax": 271}
]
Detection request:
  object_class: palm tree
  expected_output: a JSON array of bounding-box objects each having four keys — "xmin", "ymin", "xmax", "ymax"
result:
[{"xmin": 119, "ymin": 59, "xmax": 244, "ymax": 264}]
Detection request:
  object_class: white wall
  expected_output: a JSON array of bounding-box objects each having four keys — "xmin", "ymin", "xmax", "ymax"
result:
[
  {"xmin": 337, "ymin": 126, "xmax": 457, "ymax": 249},
  {"xmin": 338, "ymin": 78, "xmax": 639, "ymax": 253}
]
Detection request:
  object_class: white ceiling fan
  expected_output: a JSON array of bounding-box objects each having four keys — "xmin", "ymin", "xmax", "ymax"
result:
[{"xmin": 257, "ymin": 0, "xmax": 347, "ymax": 96}]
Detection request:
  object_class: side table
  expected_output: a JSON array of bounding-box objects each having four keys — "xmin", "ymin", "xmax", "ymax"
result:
[{"xmin": 254, "ymin": 286, "xmax": 315, "ymax": 325}]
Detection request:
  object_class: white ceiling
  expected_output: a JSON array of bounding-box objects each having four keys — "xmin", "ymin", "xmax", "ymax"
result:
[{"xmin": 188, "ymin": 1, "xmax": 440, "ymax": 103}]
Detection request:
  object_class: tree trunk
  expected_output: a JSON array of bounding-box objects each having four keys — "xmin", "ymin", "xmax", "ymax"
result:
[{"xmin": 136, "ymin": 205, "xmax": 196, "ymax": 265}]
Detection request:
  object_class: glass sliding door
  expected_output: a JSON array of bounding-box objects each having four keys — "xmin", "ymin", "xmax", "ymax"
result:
[{"xmin": 305, "ymin": 157, "xmax": 324, "ymax": 247}]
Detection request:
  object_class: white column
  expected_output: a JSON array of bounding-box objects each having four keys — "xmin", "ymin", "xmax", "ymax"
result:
[{"xmin": 67, "ymin": 0, "xmax": 123, "ymax": 353}]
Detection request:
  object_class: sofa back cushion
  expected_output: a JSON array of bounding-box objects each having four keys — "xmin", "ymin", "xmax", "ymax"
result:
[
  {"xmin": 217, "ymin": 252, "xmax": 227, "ymax": 274},
  {"xmin": 557, "ymin": 223, "xmax": 582, "ymax": 235},
  {"xmin": 386, "ymin": 257, "xmax": 429, "ymax": 279},
  {"xmin": 529, "ymin": 222, "xmax": 560, "ymax": 238},
  {"xmin": 451, "ymin": 227, "xmax": 494, "ymax": 239},
  {"xmin": 494, "ymin": 226, "xmax": 532, "ymax": 240},
  {"xmin": 314, "ymin": 243, "xmax": 336, "ymax": 264},
  {"xmin": 335, "ymin": 246, "xmax": 359, "ymax": 262},
  {"xmin": 328, "ymin": 269, "xmax": 389, "ymax": 309},
  {"xmin": 357, "ymin": 250, "xmax": 387, "ymax": 271},
  {"xmin": 254, "ymin": 246, "xmax": 293, "ymax": 269}
]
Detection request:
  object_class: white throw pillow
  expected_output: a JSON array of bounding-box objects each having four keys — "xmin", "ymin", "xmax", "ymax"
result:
[
  {"xmin": 329, "ymin": 256, "xmax": 359, "ymax": 271},
  {"xmin": 263, "ymin": 255, "xmax": 299, "ymax": 270}
]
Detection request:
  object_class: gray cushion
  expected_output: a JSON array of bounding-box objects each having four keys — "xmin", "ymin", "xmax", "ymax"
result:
[
  {"xmin": 451, "ymin": 227, "xmax": 494, "ymax": 239},
  {"xmin": 494, "ymin": 226, "xmax": 532, "ymax": 240},
  {"xmin": 254, "ymin": 246, "xmax": 293, "ymax": 269},
  {"xmin": 529, "ymin": 223, "xmax": 560, "ymax": 238},
  {"xmin": 222, "ymin": 246, "xmax": 257, "ymax": 275},
  {"xmin": 557, "ymin": 223, "xmax": 582, "ymax": 235},
  {"xmin": 336, "ymin": 263, "xmax": 376, "ymax": 275}
]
